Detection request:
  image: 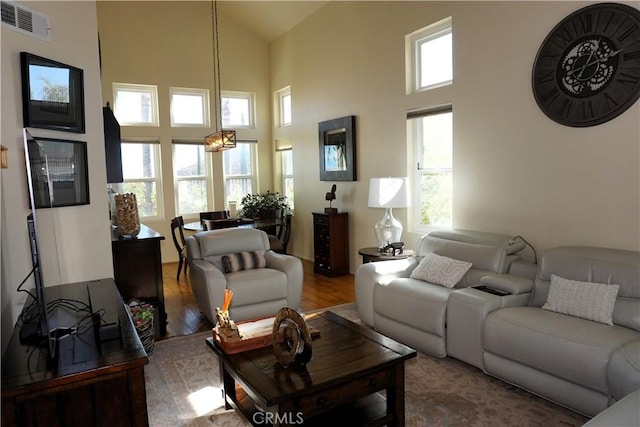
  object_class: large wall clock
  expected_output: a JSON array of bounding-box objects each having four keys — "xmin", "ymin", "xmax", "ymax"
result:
[{"xmin": 532, "ymin": 3, "xmax": 640, "ymax": 127}]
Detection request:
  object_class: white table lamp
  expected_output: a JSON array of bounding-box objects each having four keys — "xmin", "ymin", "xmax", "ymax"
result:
[{"xmin": 368, "ymin": 177, "xmax": 410, "ymax": 250}]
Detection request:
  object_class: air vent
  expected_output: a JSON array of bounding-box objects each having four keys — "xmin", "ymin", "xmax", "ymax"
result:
[{"xmin": 1, "ymin": 1, "xmax": 49, "ymax": 41}]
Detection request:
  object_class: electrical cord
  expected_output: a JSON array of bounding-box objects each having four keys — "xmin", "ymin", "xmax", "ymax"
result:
[{"xmin": 508, "ymin": 235, "xmax": 538, "ymax": 265}]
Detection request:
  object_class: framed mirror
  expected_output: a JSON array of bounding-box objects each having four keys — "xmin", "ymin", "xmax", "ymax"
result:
[
  {"xmin": 25, "ymin": 133, "xmax": 90, "ymax": 209},
  {"xmin": 20, "ymin": 52, "xmax": 85, "ymax": 133},
  {"xmin": 318, "ymin": 115, "xmax": 356, "ymax": 181}
]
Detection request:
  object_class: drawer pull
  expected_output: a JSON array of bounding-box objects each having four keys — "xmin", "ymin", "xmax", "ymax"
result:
[
  {"xmin": 369, "ymin": 378, "xmax": 377, "ymax": 387},
  {"xmin": 317, "ymin": 397, "xmax": 327, "ymax": 406}
]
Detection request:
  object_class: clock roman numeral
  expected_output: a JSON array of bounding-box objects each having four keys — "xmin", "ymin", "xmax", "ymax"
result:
[
  {"xmin": 540, "ymin": 86, "xmax": 561, "ymax": 105},
  {"xmin": 617, "ymin": 72, "xmax": 640, "ymax": 87},
  {"xmin": 582, "ymin": 100, "xmax": 594, "ymax": 120},
  {"xmin": 555, "ymin": 25, "xmax": 575, "ymax": 44},
  {"xmin": 623, "ymin": 50, "xmax": 640, "ymax": 61},
  {"xmin": 536, "ymin": 69, "xmax": 556, "ymax": 84},
  {"xmin": 559, "ymin": 98, "xmax": 572, "ymax": 118},
  {"xmin": 578, "ymin": 13, "xmax": 593, "ymax": 34},
  {"xmin": 604, "ymin": 92, "xmax": 619, "ymax": 109},
  {"xmin": 616, "ymin": 23, "xmax": 638, "ymax": 43}
]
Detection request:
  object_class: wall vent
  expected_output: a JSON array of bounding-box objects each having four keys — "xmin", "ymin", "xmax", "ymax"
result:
[{"xmin": 1, "ymin": 1, "xmax": 49, "ymax": 41}]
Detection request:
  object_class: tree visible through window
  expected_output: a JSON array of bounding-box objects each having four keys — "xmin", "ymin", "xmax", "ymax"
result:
[
  {"xmin": 118, "ymin": 141, "xmax": 161, "ymax": 218},
  {"xmin": 173, "ymin": 143, "xmax": 210, "ymax": 215}
]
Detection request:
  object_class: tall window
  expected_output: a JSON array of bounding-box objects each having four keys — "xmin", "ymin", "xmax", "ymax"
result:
[
  {"xmin": 170, "ymin": 87, "xmax": 210, "ymax": 127},
  {"xmin": 118, "ymin": 140, "xmax": 162, "ymax": 218},
  {"xmin": 407, "ymin": 17, "xmax": 452, "ymax": 93},
  {"xmin": 221, "ymin": 91, "xmax": 255, "ymax": 128},
  {"xmin": 113, "ymin": 83, "xmax": 159, "ymax": 126},
  {"xmin": 223, "ymin": 142, "xmax": 256, "ymax": 207},
  {"xmin": 282, "ymin": 150, "xmax": 294, "ymax": 211},
  {"xmin": 173, "ymin": 142, "xmax": 211, "ymax": 215},
  {"xmin": 408, "ymin": 107, "xmax": 453, "ymax": 230},
  {"xmin": 275, "ymin": 86, "xmax": 291, "ymax": 127}
]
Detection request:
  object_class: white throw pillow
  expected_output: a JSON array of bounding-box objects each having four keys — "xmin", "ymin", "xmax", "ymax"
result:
[
  {"xmin": 410, "ymin": 253, "xmax": 472, "ymax": 288},
  {"xmin": 542, "ymin": 274, "xmax": 619, "ymax": 325}
]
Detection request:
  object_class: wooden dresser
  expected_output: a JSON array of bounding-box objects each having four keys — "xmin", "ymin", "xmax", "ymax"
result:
[
  {"xmin": 111, "ymin": 224, "xmax": 166, "ymax": 336},
  {"xmin": 1, "ymin": 279, "xmax": 149, "ymax": 427},
  {"xmin": 313, "ymin": 212, "xmax": 349, "ymax": 276}
]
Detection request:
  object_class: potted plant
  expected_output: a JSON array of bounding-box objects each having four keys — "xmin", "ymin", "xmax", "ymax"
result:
[{"xmin": 240, "ymin": 191, "xmax": 290, "ymax": 219}]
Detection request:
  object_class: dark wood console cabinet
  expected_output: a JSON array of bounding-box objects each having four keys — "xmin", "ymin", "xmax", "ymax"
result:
[
  {"xmin": 1, "ymin": 279, "xmax": 149, "ymax": 427},
  {"xmin": 313, "ymin": 212, "xmax": 349, "ymax": 276},
  {"xmin": 111, "ymin": 224, "xmax": 166, "ymax": 336}
]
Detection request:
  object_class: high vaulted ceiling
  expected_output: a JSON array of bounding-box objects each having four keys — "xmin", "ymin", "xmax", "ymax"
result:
[{"xmin": 219, "ymin": 1, "xmax": 329, "ymax": 42}]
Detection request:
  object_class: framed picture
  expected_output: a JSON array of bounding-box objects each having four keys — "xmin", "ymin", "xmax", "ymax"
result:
[
  {"xmin": 318, "ymin": 115, "xmax": 356, "ymax": 181},
  {"xmin": 25, "ymin": 134, "xmax": 90, "ymax": 208},
  {"xmin": 20, "ymin": 52, "xmax": 85, "ymax": 133}
]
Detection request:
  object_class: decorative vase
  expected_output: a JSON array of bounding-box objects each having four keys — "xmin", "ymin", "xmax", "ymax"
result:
[{"xmin": 115, "ymin": 193, "xmax": 140, "ymax": 238}]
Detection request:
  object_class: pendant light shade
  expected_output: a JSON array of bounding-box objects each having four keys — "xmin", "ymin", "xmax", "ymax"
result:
[{"xmin": 204, "ymin": 1, "xmax": 236, "ymax": 152}]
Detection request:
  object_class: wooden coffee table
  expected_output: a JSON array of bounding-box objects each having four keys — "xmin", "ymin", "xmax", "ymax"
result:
[{"xmin": 206, "ymin": 310, "xmax": 416, "ymax": 426}]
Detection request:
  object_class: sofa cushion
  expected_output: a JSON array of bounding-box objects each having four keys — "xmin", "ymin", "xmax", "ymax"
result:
[
  {"xmin": 484, "ymin": 306, "xmax": 640, "ymax": 394},
  {"xmin": 542, "ymin": 274, "xmax": 619, "ymax": 325},
  {"xmin": 374, "ymin": 278, "xmax": 454, "ymax": 336},
  {"xmin": 221, "ymin": 250, "xmax": 266, "ymax": 273},
  {"xmin": 226, "ymin": 268, "xmax": 288, "ymax": 306},
  {"xmin": 410, "ymin": 253, "xmax": 472, "ymax": 288}
]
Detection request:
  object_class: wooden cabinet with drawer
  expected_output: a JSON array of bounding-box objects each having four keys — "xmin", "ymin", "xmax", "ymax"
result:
[{"xmin": 313, "ymin": 212, "xmax": 349, "ymax": 277}]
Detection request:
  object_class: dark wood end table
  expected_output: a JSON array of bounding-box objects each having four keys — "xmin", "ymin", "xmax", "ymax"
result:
[
  {"xmin": 358, "ymin": 247, "xmax": 414, "ymax": 264},
  {"xmin": 206, "ymin": 311, "xmax": 416, "ymax": 426}
]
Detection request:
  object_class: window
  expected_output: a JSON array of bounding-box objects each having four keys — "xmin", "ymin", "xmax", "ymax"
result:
[
  {"xmin": 223, "ymin": 141, "xmax": 256, "ymax": 207},
  {"xmin": 170, "ymin": 87, "xmax": 210, "ymax": 127},
  {"xmin": 113, "ymin": 83, "xmax": 159, "ymax": 126},
  {"xmin": 408, "ymin": 106, "xmax": 453, "ymax": 230},
  {"xmin": 275, "ymin": 86, "xmax": 291, "ymax": 127},
  {"xmin": 117, "ymin": 140, "xmax": 162, "ymax": 218},
  {"xmin": 407, "ymin": 17, "xmax": 452, "ymax": 93},
  {"xmin": 282, "ymin": 150, "xmax": 294, "ymax": 211},
  {"xmin": 173, "ymin": 142, "xmax": 211, "ymax": 215},
  {"xmin": 221, "ymin": 91, "xmax": 255, "ymax": 128}
]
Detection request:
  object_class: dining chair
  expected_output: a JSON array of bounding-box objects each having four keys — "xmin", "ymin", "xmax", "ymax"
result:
[
  {"xmin": 202, "ymin": 218, "xmax": 239, "ymax": 231},
  {"xmin": 170, "ymin": 216, "xmax": 188, "ymax": 280},
  {"xmin": 268, "ymin": 214, "xmax": 292, "ymax": 254},
  {"xmin": 199, "ymin": 211, "xmax": 229, "ymax": 222}
]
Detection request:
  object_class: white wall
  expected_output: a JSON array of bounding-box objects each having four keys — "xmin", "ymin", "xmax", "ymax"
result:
[
  {"xmin": 1, "ymin": 1, "xmax": 112, "ymax": 353},
  {"xmin": 271, "ymin": 1, "xmax": 640, "ymax": 269}
]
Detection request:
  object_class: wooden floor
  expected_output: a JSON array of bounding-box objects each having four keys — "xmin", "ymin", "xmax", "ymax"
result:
[{"xmin": 161, "ymin": 259, "xmax": 355, "ymax": 339}]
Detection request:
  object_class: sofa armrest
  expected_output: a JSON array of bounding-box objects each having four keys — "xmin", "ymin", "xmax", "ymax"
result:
[
  {"xmin": 265, "ymin": 251, "xmax": 303, "ymax": 311},
  {"xmin": 189, "ymin": 259, "xmax": 227, "ymax": 323},
  {"xmin": 480, "ymin": 274, "xmax": 533, "ymax": 295},
  {"xmin": 355, "ymin": 258, "xmax": 419, "ymax": 326}
]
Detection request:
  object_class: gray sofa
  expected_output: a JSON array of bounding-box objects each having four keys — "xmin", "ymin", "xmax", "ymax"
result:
[
  {"xmin": 356, "ymin": 231, "xmax": 640, "ymax": 421},
  {"xmin": 483, "ymin": 246, "xmax": 640, "ymax": 417},
  {"xmin": 355, "ymin": 229, "xmax": 529, "ymax": 357}
]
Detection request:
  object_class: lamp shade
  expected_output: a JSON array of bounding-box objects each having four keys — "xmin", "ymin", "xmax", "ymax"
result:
[
  {"xmin": 368, "ymin": 177, "xmax": 410, "ymax": 208},
  {"xmin": 205, "ymin": 129, "xmax": 237, "ymax": 152}
]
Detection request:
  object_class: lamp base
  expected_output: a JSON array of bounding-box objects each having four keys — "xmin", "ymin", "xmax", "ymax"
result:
[
  {"xmin": 373, "ymin": 208, "xmax": 403, "ymax": 250},
  {"xmin": 324, "ymin": 207, "xmax": 338, "ymax": 214}
]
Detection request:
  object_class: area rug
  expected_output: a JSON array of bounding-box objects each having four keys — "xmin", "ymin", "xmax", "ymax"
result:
[{"xmin": 144, "ymin": 303, "xmax": 588, "ymax": 426}]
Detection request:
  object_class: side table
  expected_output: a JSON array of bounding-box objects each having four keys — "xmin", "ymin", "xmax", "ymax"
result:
[{"xmin": 358, "ymin": 247, "xmax": 413, "ymax": 264}]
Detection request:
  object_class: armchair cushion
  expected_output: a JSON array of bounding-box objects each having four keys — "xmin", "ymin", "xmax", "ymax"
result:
[
  {"xmin": 542, "ymin": 274, "xmax": 619, "ymax": 325},
  {"xmin": 409, "ymin": 253, "xmax": 472, "ymax": 288},
  {"xmin": 221, "ymin": 250, "xmax": 266, "ymax": 273}
]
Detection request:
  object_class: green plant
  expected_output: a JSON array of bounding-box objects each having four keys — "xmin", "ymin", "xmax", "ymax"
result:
[{"xmin": 240, "ymin": 191, "xmax": 290, "ymax": 219}]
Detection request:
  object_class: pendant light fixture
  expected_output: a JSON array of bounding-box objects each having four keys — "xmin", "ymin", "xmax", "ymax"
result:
[{"xmin": 204, "ymin": 0, "xmax": 236, "ymax": 152}]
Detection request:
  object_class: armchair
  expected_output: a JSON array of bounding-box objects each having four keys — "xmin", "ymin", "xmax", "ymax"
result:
[{"xmin": 186, "ymin": 227, "xmax": 303, "ymax": 324}]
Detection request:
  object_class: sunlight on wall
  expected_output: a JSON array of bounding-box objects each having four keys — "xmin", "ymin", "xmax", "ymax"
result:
[{"xmin": 187, "ymin": 386, "xmax": 224, "ymax": 417}]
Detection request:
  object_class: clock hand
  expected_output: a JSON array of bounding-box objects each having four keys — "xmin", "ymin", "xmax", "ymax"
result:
[{"xmin": 567, "ymin": 48, "xmax": 623, "ymax": 77}]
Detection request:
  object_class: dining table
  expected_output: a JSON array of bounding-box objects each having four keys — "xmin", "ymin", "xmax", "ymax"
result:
[{"xmin": 183, "ymin": 217, "xmax": 282, "ymax": 233}]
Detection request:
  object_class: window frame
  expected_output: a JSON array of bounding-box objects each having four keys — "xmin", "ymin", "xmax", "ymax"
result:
[
  {"xmin": 281, "ymin": 148, "xmax": 294, "ymax": 211},
  {"xmin": 406, "ymin": 17, "xmax": 453, "ymax": 94},
  {"xmin": 172, "ymin": 140, "xmax": 213, "ymax": 217},
  {"xmin": 409, "ymin": 105, "xmax": 453, "ymax": 233},
  {"xmin": 169, "ymin": 87, "xmax": 210, "ymax": 128},
  {"xmin": 112, "ymin": 83, "xmax": 159, "ymax": 126},
  {"xmin": 222, "ymin": 141, "xmax": 257, "ymax": 207},
  {"xmin": 275, "ymin": 86, "xmax": 292, "ymax": 127},
  {"xmin": 221, "ymin": 90, "xmax": 256, "ymax": 129},
  {"xmin": 113, "ymin": 138, "xmax": 163, "ymax": 220}
]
